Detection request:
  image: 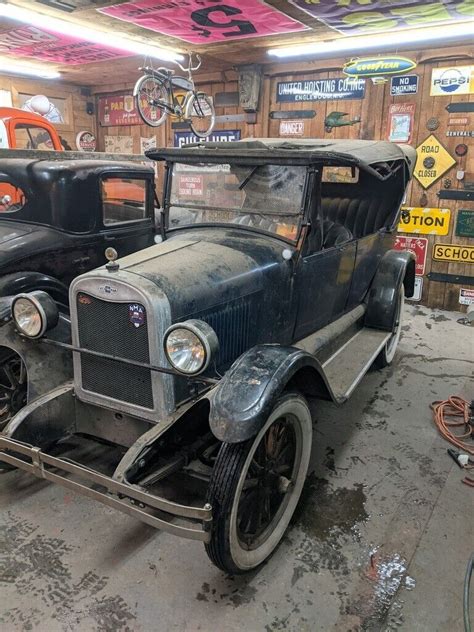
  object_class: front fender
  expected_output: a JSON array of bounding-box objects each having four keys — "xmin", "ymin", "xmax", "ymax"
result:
[
  {"xmin": 0, "ymin": 316, "xmax": 72, "ymax": 404},
  {"xmin": 0, "ymin": 272, "xmax": 69, "ymax": 307},
  {"xmin": 209, "ymin": 344, "xmax": 325, "ymax": 443},
  {"xmin": 365, "ymin": 249, "xmax": 415, "ymax": 331}
]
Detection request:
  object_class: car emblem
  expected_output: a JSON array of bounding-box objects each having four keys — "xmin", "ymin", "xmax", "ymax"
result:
[
  {"xmin": 99, "ymin": 284, "xmax": 117, "ymax": 295},
  {"xmin": 129, "ymin": 304, "xmax": 146, "ymax": 328}
]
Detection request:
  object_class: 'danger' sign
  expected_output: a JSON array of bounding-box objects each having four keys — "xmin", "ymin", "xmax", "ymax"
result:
[
  {"xmin": 99, "ymin": 0, "xmax": 306, "ymax": 44},
  {"xmin": 276, "ymin": 77, "xmax": 365, "ymax": 102}
]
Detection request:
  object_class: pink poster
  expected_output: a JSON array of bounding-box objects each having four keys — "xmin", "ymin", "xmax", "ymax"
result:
[
  {"xmin": 0, "ymin": 24, "xmax": 132, "ymax": 65},
  {"xmin": 99, "ymin": 0, "xmax": 307, "ymax": 44}
]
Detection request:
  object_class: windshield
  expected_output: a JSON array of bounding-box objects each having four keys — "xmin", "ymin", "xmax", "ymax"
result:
[{"xmin": 168, "ymin": 162, "xmax": 307, "ymax": 242}]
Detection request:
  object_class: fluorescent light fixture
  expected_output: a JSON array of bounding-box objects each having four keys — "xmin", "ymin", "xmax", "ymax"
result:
[
  {"xmin": 268, "ymin": 21, "xmax": 474, "ymax": 58},
  {"xmin": 0, "ymin": 58, "xmax": 61, "ymax": 79},
  {"xmin": 0, "ymin": 4, "xmax": 183, "ymax": 62}
]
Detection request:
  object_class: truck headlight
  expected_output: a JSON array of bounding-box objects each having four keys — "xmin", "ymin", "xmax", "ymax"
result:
[
  {"xmin": 164, "ymin": 320, "xmax": 218, "ymax": 375},
  {"xmin": 12, "ymin": 291, "xmax": 59, "ymax": 339}
]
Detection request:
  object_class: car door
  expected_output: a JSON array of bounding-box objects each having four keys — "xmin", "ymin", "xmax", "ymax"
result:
[
  {"xmin": 293, "ymin": 173, "xmax": 356, "ymax": 341},
  {"xmin": 98, "ymin": 174, "xmax": 155, "ymax": 261}
]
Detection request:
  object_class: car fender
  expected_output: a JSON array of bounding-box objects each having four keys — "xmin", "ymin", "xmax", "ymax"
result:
[
  {"xmin": 0, "ymin": 271, "xmax": 69, "ymax": 306},
  {"xmin": 209, "ymin": 344, "xmax": 329, "ymax": 443},
  {"xmin": 365, "ymin": 249, "xmax": 415, "ymax": 331}
]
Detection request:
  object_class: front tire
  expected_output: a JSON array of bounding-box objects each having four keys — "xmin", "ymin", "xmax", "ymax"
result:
[
  {"xmin": 205, "ymin": 393, "xmax": 312, "ymax": 574},
  {"xmin": 186, "ymin": 92, "xmax": 215, "ymax": 138},
  {"xmin": 134, "ymin": 75, "xmax": 168, "ymax": 127}
]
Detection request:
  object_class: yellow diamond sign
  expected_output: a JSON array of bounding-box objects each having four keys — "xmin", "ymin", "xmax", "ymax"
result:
[{"xmin": 413, "ymin": 135, "xmax": 456, "ymax": 189}]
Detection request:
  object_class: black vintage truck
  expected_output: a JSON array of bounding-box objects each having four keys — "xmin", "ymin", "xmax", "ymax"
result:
[{"xmin": 0, "ymin": 139, "xmax": 416, "ymax": 574}]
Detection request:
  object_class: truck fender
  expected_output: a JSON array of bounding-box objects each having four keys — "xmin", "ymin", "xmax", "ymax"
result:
[
  {"xmin": 0, "ymin": 272, "xmax": 69, "ymax": 307},
  {"xmin": 365, "ymin": 249, "xmax": 415, "ymax": 331},
  {"xmin": 209, "ymin": 344, "xmax": 329, "ymax": 443}
]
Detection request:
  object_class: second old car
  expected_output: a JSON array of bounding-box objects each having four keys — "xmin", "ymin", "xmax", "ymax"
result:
[{"xmin": 0, "ymin": 139, "xmax": 416, "ymax": 574}]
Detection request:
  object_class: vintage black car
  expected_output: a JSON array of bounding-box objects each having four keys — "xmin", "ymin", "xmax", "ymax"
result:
[
  {"xmin": 0, "ymin": 139, "xmax": 416, "ymax": 574},
  {"xmin": 0, "ymin": 156, "xmax": 156, "ymax": 305}
]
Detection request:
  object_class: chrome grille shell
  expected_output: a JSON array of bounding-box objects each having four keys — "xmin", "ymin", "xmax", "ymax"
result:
[{"xmin": 70, "ymin": 270, "xmax": 174, "ymax": 422}]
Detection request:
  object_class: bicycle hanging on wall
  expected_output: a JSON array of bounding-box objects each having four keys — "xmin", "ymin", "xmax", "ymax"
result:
[{"xmin": 133, "ymin": 53, "xmax": 216, "ymax": 138}]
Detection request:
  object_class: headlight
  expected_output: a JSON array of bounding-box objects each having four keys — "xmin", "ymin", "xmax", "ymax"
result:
[
  {"xmin": 12, "ymin": 291, "xmax": 59, "ymax": 339},
  {"xmin": 164, "ymin": 319, "xmax": 218, "ymax": 375}
]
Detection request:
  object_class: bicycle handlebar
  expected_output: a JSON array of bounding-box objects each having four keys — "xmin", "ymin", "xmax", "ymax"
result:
[{"xmin": 175, "ymin": 53, "xmax": 202, "ymax": 74}]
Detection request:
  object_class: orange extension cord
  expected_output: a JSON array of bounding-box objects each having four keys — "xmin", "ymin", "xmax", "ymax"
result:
[{"xmin": 431, "ymin": 396, "xmax": 474, "ymax": 456}]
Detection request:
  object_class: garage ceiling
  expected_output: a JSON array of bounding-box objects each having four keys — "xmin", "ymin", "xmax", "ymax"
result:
[{"xmin": 1, "ymin": 0, "xmax": 472, "ymax": 86}]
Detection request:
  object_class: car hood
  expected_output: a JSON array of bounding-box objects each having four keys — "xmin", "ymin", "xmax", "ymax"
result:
[
  {"xmin": 116, "ymin": 228, "xmax": 287, "ymax": 320},
  {"xmin": 0, "ymin": 220, "xmax": 38, "ymax": 245}
]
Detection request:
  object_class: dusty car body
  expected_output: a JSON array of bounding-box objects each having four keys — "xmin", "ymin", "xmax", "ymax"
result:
[
  {"xmin": 0, "ymin": 157, "xmax": 156, "ymax": 304},
  {"xmin": 0, "ymin": 139, "xmax": 416, "ymax": 574}
]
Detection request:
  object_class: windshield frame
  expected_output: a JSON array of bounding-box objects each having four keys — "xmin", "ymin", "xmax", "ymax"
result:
[{"xmin": 162, "ymin": 159, "xmax": 313, "ymax": 245}]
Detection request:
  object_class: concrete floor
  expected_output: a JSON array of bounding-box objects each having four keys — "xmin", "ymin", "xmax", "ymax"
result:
[{"xmin": 0, "ymin": 303, "xmax": 473, "ymax": 632}]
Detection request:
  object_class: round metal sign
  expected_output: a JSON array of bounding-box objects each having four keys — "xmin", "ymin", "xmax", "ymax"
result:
[
  {"xmin": 455, "ymin": 143, "xmax": 468, "ymax": 156},
  {"xmin": 426, "ymin": 117, "xmax": 439, "ymax": 131},
  {"xmin": 423, "ymin": 156, "xmax": 435, "ymax": 169},
  {"xmin": 76, "ymin": 130, "xmax": 97, "ymax": 152}
]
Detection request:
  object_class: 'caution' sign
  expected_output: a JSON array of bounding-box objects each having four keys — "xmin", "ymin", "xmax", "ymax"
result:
[
  {"xmin": 398, "ymin": 207, "xmax": 451, "ymax": 235},
  {"xmin": 432, "ymin": 243, "xmax": 474, "ymax": 263},
  {"xmin": 413, "ymin": 135, "xmax": 456, "ymax": 189}
]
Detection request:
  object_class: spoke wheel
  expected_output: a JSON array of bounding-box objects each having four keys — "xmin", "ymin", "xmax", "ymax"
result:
[
  {"xmin": 0, "ymin": 351, "xmax": 27, "ymax": 431},
  {"xmin": 186, "ymin": 92, "xmax": 215, "ymax": 138},
  {"xmin": 135, "ymin": 76, "xmax": 168, "ymax": 127},
  {"xmin": 374, "ymin": 284, "xmax": 405, "ymax": 368},
  {"xmin": 205, "ymin": 393, "xmax": 312, "ymax": 574}
]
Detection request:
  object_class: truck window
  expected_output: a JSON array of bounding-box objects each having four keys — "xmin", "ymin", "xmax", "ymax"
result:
[
  {"xmin": 14, "ymin": 124, "xmax": 54, "ymax": 150},
  {"xmin": 101, "ymin": 177, "xmax": 148, "ymax": 225}
]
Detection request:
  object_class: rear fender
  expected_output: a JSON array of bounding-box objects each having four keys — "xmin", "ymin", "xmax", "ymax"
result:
[
  {"xmin": 365, "ymin": 249, "xmax": 415, "ymax": 331},
  {"xmin": 209, "ymin": 345, "xmax": 329, "ymax": 443}
]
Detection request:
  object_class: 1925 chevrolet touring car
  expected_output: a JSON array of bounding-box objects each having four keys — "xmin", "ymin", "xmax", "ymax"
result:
[{"xmin": 0, "ymin": 139, "xmax": 416, "ymax": 573}]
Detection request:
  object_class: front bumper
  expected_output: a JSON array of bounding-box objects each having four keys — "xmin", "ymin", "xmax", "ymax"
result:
[{"xmin": 0, "ymin": 435, "xmax": 212, "ymax": 542}]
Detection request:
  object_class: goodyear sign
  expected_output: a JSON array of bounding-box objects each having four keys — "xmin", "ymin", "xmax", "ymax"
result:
[
  {"xmin": 433, "ymin": 243, "xmax": 474, "ymax": 263},
  {"xmin": 343, "ymin": 56, "xmax": 416, "ymax": 78},
  {"xmin": 413, "ymin": 135, "xmax": 456, "ymax": 189},
  {"xmin": 431, "ymin": 65, "xmax": 474, "ymax": 96},
  {"xmin": 398, "ymin": 207, "xmax": 451, "ymax": 235}
]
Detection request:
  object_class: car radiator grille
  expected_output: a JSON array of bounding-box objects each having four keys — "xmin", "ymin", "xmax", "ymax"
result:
[{"xmin": 76, "ymin": 293, "xmax": 154, "ymax": 409}]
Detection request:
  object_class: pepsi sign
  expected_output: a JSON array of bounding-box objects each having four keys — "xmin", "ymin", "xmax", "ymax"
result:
[{"xmin": 431, "ymin": 66, "xmax": 474, "ymax": 97}]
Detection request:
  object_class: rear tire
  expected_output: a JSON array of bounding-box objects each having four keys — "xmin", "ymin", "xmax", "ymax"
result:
[
  {"xmin": 374, "ymin": 284, "xmax": 404, "ymax": 369},
  {"xmin": 135, "ymin": 75, "xmax": 168, "ymax": 127},
  {"xmin": 205, "ymin": 393, "xmax": 312, "ymax": 574}
]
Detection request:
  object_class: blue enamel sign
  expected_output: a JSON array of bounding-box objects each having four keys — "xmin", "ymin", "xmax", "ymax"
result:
[{"xmin": 390, "ymin": 75, "xmax": 419, "ymax": 96}]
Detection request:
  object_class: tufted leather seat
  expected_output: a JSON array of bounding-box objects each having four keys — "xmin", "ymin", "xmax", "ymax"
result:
[
  {"xmin": 323, "ymin": 219, "xmax": 353, "ymax": 248},
  {"xmin": 321, "ymin": 196, "xmax": 390, "ymax": 239}
]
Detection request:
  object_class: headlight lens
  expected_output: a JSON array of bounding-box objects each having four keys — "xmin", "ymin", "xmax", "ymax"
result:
[
  {"xmin": 164, "ymin": 320, "xmax": 218, "ymax": 375},
  {"xmin": 12, "ymin": 292, "xmax": 59, "ymax": 339}
]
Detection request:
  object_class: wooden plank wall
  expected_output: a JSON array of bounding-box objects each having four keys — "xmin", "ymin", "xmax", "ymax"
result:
[
  {"xmin": 91, "ymin": 44, "xmax": 473, "ymax": 311},
  {"xmin": 0, "ymin": 76, "xmax": 96, "ymax": 150}
]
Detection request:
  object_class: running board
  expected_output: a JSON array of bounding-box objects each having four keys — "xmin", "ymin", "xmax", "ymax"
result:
[{"xmin": 321, "ymin": 328, "xmax": 391, "ymax": 403}]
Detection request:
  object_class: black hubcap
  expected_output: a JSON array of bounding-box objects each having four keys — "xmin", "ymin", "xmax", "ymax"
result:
[{"xmin": 237, "ymin": 418, "xmax": 296, "ymax": 548}]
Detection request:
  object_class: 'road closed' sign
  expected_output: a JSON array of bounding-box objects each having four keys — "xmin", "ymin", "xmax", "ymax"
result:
[
  {"xmin": 432, "ymin": 243, "xmax": 474, "ymax": 263},
  {"xmin": 413, "ymin": 135, "xmax": 456, "ymax": 189},
  {"xmin": 398, "ymin": 207, "xmax": 451, "ymax": 235}
]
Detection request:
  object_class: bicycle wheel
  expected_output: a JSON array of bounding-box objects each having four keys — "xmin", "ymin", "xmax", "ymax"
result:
[
  {"xmin": 186, "ymin": 92, "xmax": 215, "ymax": 138},
  {"xmin": 134, "ymin": 75, "xmax": 168, "ymax": 127}
]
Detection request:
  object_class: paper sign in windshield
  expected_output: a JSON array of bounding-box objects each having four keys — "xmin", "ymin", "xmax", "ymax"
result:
[{"xmin": 99, "ymin": 0, "xmax": 306, "ymax": 44}]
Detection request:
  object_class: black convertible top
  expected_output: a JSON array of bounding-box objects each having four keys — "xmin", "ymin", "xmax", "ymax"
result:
[{"xmin": 147, "ymin": 138, "xmax": 416, "ymax": 179}]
